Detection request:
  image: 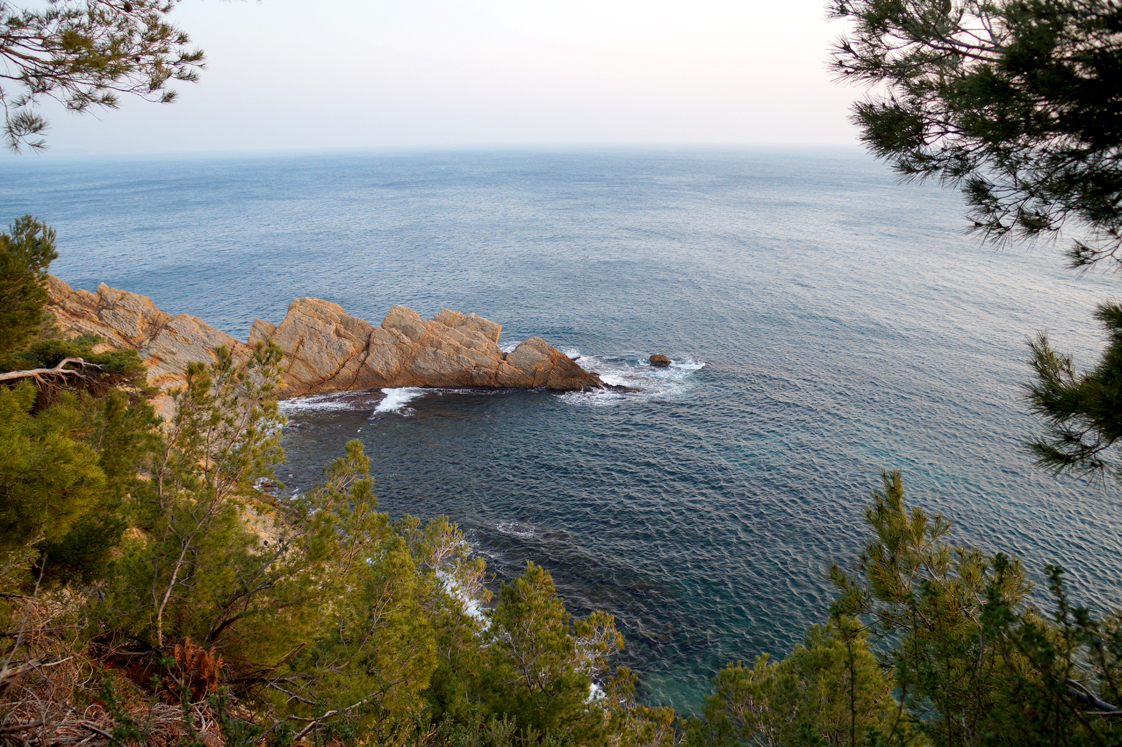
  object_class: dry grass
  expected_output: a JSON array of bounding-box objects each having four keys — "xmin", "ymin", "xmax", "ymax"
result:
[
  {"xmin": 0, "ymin": 594, "xmax": 225, "ymax": 747},
  {"xmin": 3, "ymin": 676, "xmax": 225, "ymax": 746},
  {"xmin": 0, "ymin": 591, "xmax": 404, "ymax": 746}
]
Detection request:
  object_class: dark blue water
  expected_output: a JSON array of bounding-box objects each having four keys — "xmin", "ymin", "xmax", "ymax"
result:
[{"xmin": 3, "ymin": 147, "xmax": 1119, "ymax": 712}]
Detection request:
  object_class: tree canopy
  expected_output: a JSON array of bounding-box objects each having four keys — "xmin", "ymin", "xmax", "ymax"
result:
[
  {"xmin": 0, "ymin": 0, "xmax": 203, "ymax": 151},
  {"xmin": 830, "ymin": 0, "xmax": 1122, "ymax": 270}
]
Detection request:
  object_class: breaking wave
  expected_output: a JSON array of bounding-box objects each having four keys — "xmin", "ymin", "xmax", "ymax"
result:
[{"xmin": 373, "ymin": 387, "xmax": 426, "ymax": 416}]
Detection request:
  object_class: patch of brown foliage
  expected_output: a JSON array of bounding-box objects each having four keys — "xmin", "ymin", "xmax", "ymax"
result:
[{"xmin": 162, "ymin": 638, "xmax": 223, "ymax": 703}]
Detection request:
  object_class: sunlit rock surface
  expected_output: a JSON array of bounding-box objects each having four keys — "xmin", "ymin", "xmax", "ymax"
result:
[{"xmin": 46, "ymin": 277, "xmax": 606, "ymax": 409}]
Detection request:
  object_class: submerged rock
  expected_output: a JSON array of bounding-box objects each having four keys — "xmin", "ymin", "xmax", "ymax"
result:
[{"xmin": 45, "ymin": 276, "xmax": 608, "ymax": 409}]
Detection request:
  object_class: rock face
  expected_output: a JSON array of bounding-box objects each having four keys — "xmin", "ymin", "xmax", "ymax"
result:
[
  {"xmin": 248, "ymin": 298, "xmax": 604, "ymax": 395},
  {"xmin": 45, "ymin": 277, "xmax": 607, "ymax": 407},
  {"xmin": 46, "ymin": 277, "xmax": 251, "ymax": 416}
]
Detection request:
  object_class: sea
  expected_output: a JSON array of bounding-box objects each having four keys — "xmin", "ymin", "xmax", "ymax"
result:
[{"xmin": 3, "ymin": 146, "xmax": 1120, "ymax": 712}]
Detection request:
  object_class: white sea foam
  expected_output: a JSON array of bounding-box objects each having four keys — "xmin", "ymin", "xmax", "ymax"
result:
[
  {"xmin": 437, "ymin": 568, "xmax": 488, "ymax": 625},
  {"xmin": 373, "ymin": 387, "xmax": 425, "ymax": 415},
  {"xmin": 500, "ymin": 340, "xmax": 523, "ymax": 354},
  {"xmin": 280, "ymin": 388, "xmax": 428, "ymax": 417},
  {"xmin": 279, "ymin": 392, "xmax": 359, "ymax": 413},
  {"xmin": 561, "ymin": 353, "xmax": 707, "ymax": 407},
  {"xmin": 494, "ymin": 520, "xmax": 538, "ymax": 539}
]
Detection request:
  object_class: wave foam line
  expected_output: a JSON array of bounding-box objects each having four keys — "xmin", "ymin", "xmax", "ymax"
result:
[
  {"xmin": 564, "ymin": 353, "xmax": 707, "ymax": 406},
  {"xmin": 279, "ymin": 392, "xmax": 357, "ymax": 413},
  {"xmin": 437, "ymin": 568, "xmax": 488, "ymax": 625}
]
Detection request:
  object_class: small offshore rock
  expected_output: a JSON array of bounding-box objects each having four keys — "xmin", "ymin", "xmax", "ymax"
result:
[{"xmin": 649, "ymin": 354, "xmax": 671, "ymax": 368}]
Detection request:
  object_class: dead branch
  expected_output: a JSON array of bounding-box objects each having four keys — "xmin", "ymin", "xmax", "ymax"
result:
[
  {"xmin": 0, "ymin": 357, "xmax": 103, "ymax": 386},
  {"xmin": 78, "ymin": 721, "xmax": 113, "ymax": 740},
  {"xmin": 0, "ymin": 656, "xmax": 57, "ymax": 694}
]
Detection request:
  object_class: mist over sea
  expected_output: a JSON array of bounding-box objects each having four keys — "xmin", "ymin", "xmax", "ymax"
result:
[{"xmin": 4, "ymin": 146, "xmax": 1120, "ymax": 711}]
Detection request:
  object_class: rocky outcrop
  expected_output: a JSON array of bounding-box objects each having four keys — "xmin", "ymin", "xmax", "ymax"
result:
[
  {"xmin": 45, "ymin": 277, "xmax": 607, "ymax": 408},
  {"xmin": 649, "ymin": 354, "xmax": 671, "ymax": 368},
  {"xmin": 248, "ymin": 298, "xmax": 605, "ymax": 395},
  {"xmin": 46, "ymin": 277, "xmax": 251, "ymax": 416}
]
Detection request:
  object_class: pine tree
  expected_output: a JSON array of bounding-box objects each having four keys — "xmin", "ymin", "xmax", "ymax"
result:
[
  {"xmin": 0, "ymin": 0, "xmax": 204, "ymax": 151},
  {"xmin": 0, "ymin": 216, "xmax": 56, "ymax": 357},
  {"xmin": 830, "ymin": 0, "xmax": 1122, "ymax": 270},
  {"xmin": 688, "ymin": 617, "xmax": 898, "ymax": 747},
  {"xmin": 0, "ymin": 218, "xmax": 155, "ymax": 587}
]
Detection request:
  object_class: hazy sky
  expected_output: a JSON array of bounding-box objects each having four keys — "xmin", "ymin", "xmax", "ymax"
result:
[{"xmin": 34, "ymin": 0, "xmax": 862, "ymax": 155}]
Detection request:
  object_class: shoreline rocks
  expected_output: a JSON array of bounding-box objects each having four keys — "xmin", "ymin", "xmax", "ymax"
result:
[
  {"xmin": 45, "ymin": 276, "xmax": 611, "ymax": 414},
  {"xmin": 247, "ymin": 297, "xmax": 606, "ymax": 396}
]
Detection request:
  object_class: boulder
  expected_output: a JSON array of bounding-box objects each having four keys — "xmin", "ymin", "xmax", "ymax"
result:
[
  {"xmin": 46, "ymin": 277, "xmax": 609, "ymax": 409},
  {"xmin": 649, "ymin": 354, "xmax": 671, "ymax": 368}
]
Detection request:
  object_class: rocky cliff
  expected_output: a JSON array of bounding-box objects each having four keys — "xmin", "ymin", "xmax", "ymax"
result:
[{"xmin": 45, "ymin": 277, "xmax": 606, "ymax": 413}]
